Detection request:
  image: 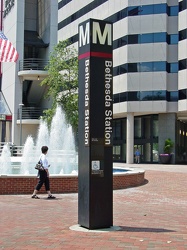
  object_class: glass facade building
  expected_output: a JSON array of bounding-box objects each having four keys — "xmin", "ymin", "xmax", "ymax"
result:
[{"xmin": 57, "ymin": 0, "xmax": 187, "ymax": 164}]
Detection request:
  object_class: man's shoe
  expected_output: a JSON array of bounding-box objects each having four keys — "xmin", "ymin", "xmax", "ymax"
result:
[
  {"xmin": 31, "ymin": 194, "xmax": 40, "ymax": 199},
  {"xmin": 48, "ymin": 195, "xmax": 56, "ymax": 199}
]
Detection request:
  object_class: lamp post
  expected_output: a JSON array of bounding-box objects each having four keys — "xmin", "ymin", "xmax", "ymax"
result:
[{"xmin": 19, "ymin": 103, "xmax": 24, "ymax": 146}]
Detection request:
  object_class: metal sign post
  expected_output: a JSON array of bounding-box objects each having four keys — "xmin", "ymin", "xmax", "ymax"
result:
[{"xmin": 78, "ymin": 19, "xmax": 113, "ymax": 229}]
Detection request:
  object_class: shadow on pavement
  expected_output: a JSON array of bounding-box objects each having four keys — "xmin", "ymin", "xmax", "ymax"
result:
[{"xmin": 119, "ymin": 226, "xmax": 175, "ymax": 233}]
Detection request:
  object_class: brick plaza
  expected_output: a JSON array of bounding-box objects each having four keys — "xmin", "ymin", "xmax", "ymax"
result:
[{"xmin": 0, "ymin": 164, "xmax": 187, "ymax": 249}]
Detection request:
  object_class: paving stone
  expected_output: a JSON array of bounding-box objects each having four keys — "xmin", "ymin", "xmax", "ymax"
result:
[{"xmin": 0, "ymin": 164, "xmax": 187, "ymax": 249}]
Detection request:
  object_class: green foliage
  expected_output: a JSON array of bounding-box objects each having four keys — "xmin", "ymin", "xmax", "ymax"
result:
[
  {"xmin": 163, "ymin": 138, "xmax": 174, "ymax": 154},
  {"xmin": 41, "ymin": 40, "xmax": 78, "ymax": 132}
]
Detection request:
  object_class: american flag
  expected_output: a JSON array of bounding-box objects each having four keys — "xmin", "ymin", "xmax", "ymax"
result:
[{"xmin": 0, "ymin": 30, "xmax": 19, "ymax": 62}]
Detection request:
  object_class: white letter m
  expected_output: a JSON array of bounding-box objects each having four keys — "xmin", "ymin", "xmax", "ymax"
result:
[
  {"xmin": 79, "ymin": 22, "xmax": 90, "ymax": 47},
  {"xmin": 92, "ymin": 22, "xmax": 112, "ymax": 45}
]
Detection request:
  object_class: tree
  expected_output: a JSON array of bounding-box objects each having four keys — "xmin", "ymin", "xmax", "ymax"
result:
[{"xmin": 41, "ymin": 40, "xmax": 78, "ymax": 133}]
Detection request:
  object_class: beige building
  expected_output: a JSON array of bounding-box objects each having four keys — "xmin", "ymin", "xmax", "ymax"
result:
[
  {"xmin": 57, "ymin": 0, "xmax": 184, "ymax": 164},
  {"xmin": 0, "ymin": 0, "xmax": 58, "ymax": 146}
]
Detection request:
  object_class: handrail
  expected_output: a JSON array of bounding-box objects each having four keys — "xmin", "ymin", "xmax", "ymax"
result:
[
  {"xmin": 0, "ymin": 144, "xmax": 23, "ymax": 156},
  {"xmin": 19, "ymin": 58, "xmax": 49, "ymax": 71},
  {"xmin": 0, "ymin": 144, "xmax": 78, "ymax": 158},
  {"xmin": 18, "ymin": 107, "xmax": 45, "ymax": 119}
]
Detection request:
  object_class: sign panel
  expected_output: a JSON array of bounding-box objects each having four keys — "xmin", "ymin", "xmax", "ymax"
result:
[{"xmin": 78, "ymin": 19, "xmax": 113, "ymax": 229}]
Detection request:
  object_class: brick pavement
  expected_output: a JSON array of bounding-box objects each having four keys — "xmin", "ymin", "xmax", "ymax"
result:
[{"xmin": 0, "ymin": 165, "xmax": 187, "ymax": 249}]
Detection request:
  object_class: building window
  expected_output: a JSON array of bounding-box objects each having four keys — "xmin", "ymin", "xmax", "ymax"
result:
[
  {"xmin": 179, "ymin": 29, "xmax": 187, "ymax": 41},
  {"xmin": 179, "ymin": 89, "xmax": 187, "ymax": 100},
  {"xmin": 169, "ymin": 34, "xmax": 178, "ymax": 44},
  {"xmin": 153, "ymin": 91, "xmax": 166, "ymax": 100},
  {"xmin": 170, "ymin": 63, "xmax": 178, "ymax": 73},
  {"xmin": 179, "ymin": 59, "xmax": 187, "ymax": 70},
  {"xmin": 179, "ymin": 1, "xmax": 187, "ymax": 12},
  {"xmin": 168, "ymin": 91, "xmax": 178, "ymax": 102},
  {"xmin": 113, "ymin": 90, "xmax": 172, "ymax": 103},
  {"xmin": 140, "ymin": 91, "xmax": 152, "ymax": 101},
  {"xmin": 58, "ymin": 0, "xmax": 108, "ymax": 30},
  {"xmin": 113, "ymin": 120, "xmax": 121, "ymax": 140},
  {"xmin": 137, "ymin": 62, "xmax": 152, "ymax": 72},
  {"xmin": 169, "ymin": 6, "xmax": 178, "ymax": 16},
  {"xmin": 134, "ymin": 117, "xmax": 142, "ymax": 138},
  {"xmin": 113, "ymin": 145, "xmax": 121, "ymax": 161}
]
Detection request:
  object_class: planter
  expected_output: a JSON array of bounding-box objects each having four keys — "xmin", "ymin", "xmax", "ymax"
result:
[{"xmin": 159, "ymin": 154, "xmax": 172, "ymax": 164}]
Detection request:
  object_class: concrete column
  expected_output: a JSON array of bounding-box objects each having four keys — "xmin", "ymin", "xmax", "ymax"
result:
[{"xmin": 126, "ymin": 113, "xmax": 134, "ymax": 164}]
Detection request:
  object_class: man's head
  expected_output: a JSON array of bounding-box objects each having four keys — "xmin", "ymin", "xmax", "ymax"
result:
[{"xmin": 41, "ymin": 146, "xmax": 48, "ymax": 154}]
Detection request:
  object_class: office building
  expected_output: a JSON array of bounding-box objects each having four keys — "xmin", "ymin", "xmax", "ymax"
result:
[
  {"xmin": 57, "ymin": 0, "xmax": 183, "ymax": 163},
  {"xmin": 2, "ymin": 0, "xmax": 187, "ymax": 164},
  {"xmin": 0, "ymin": 0, "xmax": 58, "ymax": 147}
]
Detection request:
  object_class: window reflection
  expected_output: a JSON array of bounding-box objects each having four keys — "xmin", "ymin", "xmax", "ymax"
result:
[
  {"xmin": 169, "ymin": 34, "xmax": 178, "ymax": 44},
  {"xmin": 128, "ymin": 35, "xmax": 138, "ymax": 44},
  {"xmin": 122, "ymin": 120, "xmax": 126, "ymax": 140},
  {"xmin": 144, "ymin": 116, "xmax": 151, "ymax": 139},
  {"xmin": 170, "ymin": 63, "xmax": 178, "ymax": 73},
  {"xmin": 153, "ymin": 143, "xmax": 159, "ymax": 162},
  {"xmin": 120, "ymin": 92, "xmax": 127, "ymax": 102},
  {"xmin": 153, "ymin": 62, "xmax": 166, "ymax": 71},
  {"xmin": 140, "ymin": 34, "xmax": 153, "ymax": 43},
  {"xmin": 141, "ymin": 5, "xmax": 153, "ymax": 15},
  {"xmin": 179, "ymin": 59, "xmax": 187, "ymax": 71},
  {"xmin": 154, "ymin": 33, "xmax": 166, "ymax": 42},
  {"xmin": 154, "ymin": 4, "xmax": 167, "ymax": 14},
  {"xmin": 127, "ymin": 92, "xmax": 139, "ymax": 101},
  {"xmin": 179, "ymin": 89, "xmax": 187, "ymax": 100},
  {"xmin": 113, "ymin": 90, "xmax": 176, "ymax": 103},
  {"xmin": 113, "ymin": 115, "xmax": 159, "ymax": 163},
  {"xmin": 179, "ymin": 29, "xmax": 187, "ymax": 41},
  {"xmin": 113, "ymin": 62, "xmax": 168, "ymax": 77},
  {"xmin": 179, "ymin": 1, "xmax": 187, "ymax": 11},
  {"xmin": 153, "ymin": 91, "xmax": 166, "ymax": 100},
  {"xmin": 134, "ymin": 117, "xmax": 142, "ymax": 138},
  {"xmin": 114, "ymin": 120, "xmax": 121, "ymax": 140},
  {"xmin": 140, "ymin": 91, "xmax": 152, "ymax": 101},
  {"xmin": 153, "ymin": 117, "xmax": 158, "ymax": 138},
  {"xmin": 128, "ymin": 7, "xmax": 140, "ymax": 16},
  {"xmin": 113, "ymin": 94, "xmax": 119, "ymax": 103},
  {"xmin": 120, "ymin": 65, "xmax": 128, "ymax": 74},
  {"xmin": 113, "ymin": 145, "xmax": 121, "ymax": 160},
  {"xmin": 169, "ymin": 91, "xmax": 178, "ymax": 102},
  {"xmin": 113, "ymin": 32, "xmax": 167, "ymax": 50},
  {"xmin": 127, "ymin": 4, "xmax": 167, "ymax": 16},
  {"xmin": 169, "ymin": 6, "xmax": 178, "ymax": 16},
  {"xmin": 128, "ymin": 63, "xmax": 137, "ymax": 73},
  {"xmin": 137, "ymin": 62, "xmax": 152, "ymax": 72}
]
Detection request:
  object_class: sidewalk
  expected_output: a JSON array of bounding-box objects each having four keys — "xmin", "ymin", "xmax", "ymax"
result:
[{"xmin": 0, "ymin": 164, "xmax": 187, "ymax": 249}]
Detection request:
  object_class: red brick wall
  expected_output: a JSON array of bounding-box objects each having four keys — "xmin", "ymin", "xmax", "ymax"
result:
[
  {"xmin": 0, "ymin": 172, "xmax": 145, "ymax": 195},
  {"xmin": 113, "ymin": 173, "xmax": 145, "ymax": 189}
]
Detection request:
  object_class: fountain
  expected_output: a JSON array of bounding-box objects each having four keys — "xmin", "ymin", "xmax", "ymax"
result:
[
  {"xmin": 0, "ymin": 144, "xmax": 11, "ymax": 175},
  {"xmin": 0, "ymin": 106, "xmax": 78, "ymax": 175},
  {"xmin": 0, "ymin": 106, "xmax": 145, "ymax": 195}
]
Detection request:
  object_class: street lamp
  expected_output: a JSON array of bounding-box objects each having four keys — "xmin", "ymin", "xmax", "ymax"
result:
[{"xmin": 19, "ymin": 103, "xmax": 24, "ymax": 146}]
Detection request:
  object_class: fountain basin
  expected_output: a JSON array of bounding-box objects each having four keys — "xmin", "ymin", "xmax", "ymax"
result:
[{"xmin": 0, "ymin": 168, "xmax": 145, "ymax": 195}]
